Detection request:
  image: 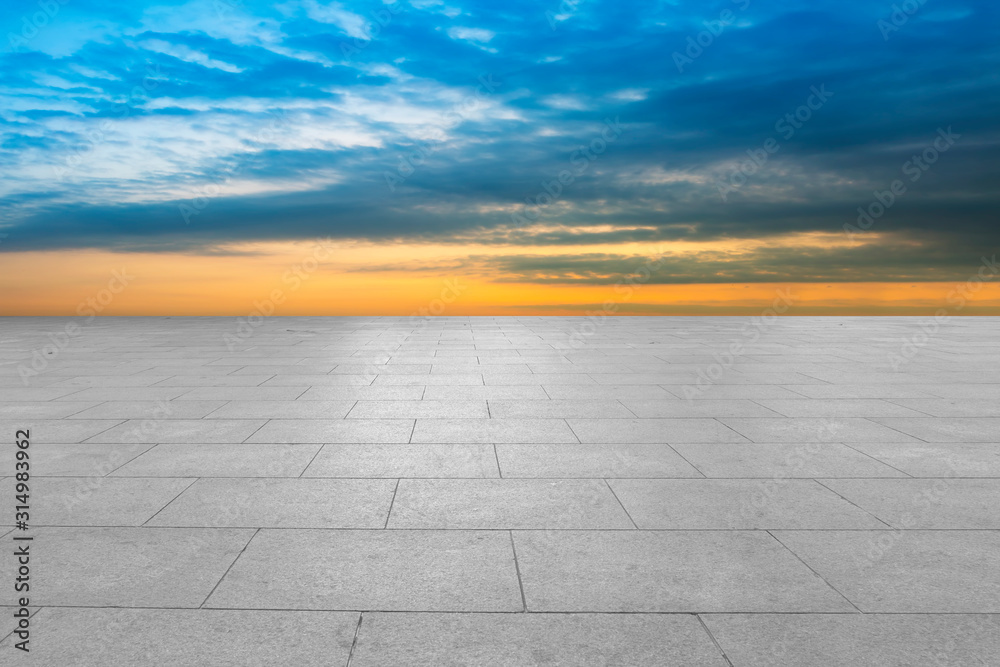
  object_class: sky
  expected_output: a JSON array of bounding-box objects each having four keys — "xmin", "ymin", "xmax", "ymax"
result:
[{"xmin": 1, "ymin": 0, "xmax": 999, "ymax": 315}]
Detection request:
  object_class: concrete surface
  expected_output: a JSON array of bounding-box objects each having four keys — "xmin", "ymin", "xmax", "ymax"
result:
[{"xmin": 0, "ymin": 315, "xmax": 997, "ymax": 665}]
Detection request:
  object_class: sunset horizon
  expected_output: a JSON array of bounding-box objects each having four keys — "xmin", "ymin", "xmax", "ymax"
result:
[{"xmin": 2, "ymin": 1, "xmax": 998, "ymax": 314}]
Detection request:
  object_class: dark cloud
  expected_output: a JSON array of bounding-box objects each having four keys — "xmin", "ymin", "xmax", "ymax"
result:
[{"xmin": 0, "ymin": 0, "xmax": 997, "ymax": 283}]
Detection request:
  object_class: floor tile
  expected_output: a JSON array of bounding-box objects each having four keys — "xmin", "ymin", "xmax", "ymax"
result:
[
  {"xmin": 205, "ymin": 400, "xmax": 355, "ymax": 419},
  {"xmin": 820, "ymin": 478, "xmax": 1000, "ymax": 529},
  {"xmin": 110, "ymin": 443, "xmax": 322, "ymax": 477},
  {"xmin": 206, "ymin": 529, "xmax": 522, "ymax": 611},
  {"xmin": 773, "ymin": 530, "xmax": 1000, "ymax": 612},
  {"xmin": 303, "ymin": 444, "xmax": 498, "ymax": 477},
  {"xmin": 68, "ymin": 401, "xmax": 227, "ymax": 419},
  {"xmin": 245, "ymin": 419, "xmax": 413, "ymax": 443},
  {"xmin": 0, "ymin": 527, "xmax": 254, "ymax": 607},
  {"xmin": 513, "ymin": 530, "xmax": 854, "ymax": 612},
  {"xmin": 22, "ymin": 477, "xmax": 193, "ymax": 526},
  {"xmin": 671, "ymin": 442, "xmax": 907, "ymax": 478},
  {"xmin": 85, "ymin": 419, "xmax": 266, "ymax": 444},
  {"xmin": 147, "ymin": 478, "xmax": 396, "ymax": 528},
  {"xmin": 0, "ymin": 608, "xmax": 360, "ymax": 666},
  {"xmin": 348, "ymin": 400, "xmax": 489, "ymax": 419},
  {"xmin": 703, "ymin": 613, "xmax": 1000, "ymax": 667},
  {"xmin": 608, "ymin": 479, "xmax": 887, "ymax": 529},
  {"xmin": 353, "ymin": 612, "xmax": 728, "ymax": 666},
  {"xmin": 496, "ymin": 443, "xmax": 702, "ymax": 478},
  {"xmin": 411, "ymin": 419, "xmax": 578, "ymax": 444},
  {"xmin": 568, "ymin": 419, "xmax": 748, "ymax": 444},
  {"xmin": 388, "ymin": 479, "xmax": 634, "ymax": 529},
  {"xmin": 719, "ymin": 418, "xmax": 919, "ymax": 443},
  {"xmin": 872, "ymin": 418, "xmax": 1000, "ymax": 442},
  {"xmin": 849, "ymin": 442, "xmax": 1000, "ymax": 477}
]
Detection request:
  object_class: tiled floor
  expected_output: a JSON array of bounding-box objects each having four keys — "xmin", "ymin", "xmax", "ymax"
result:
[{"xmin": 1, "ymin": 316, "xmax": 998, "ymax": 665}]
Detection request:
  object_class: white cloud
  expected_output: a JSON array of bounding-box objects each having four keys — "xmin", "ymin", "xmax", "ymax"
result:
[
  {"xmin": 139, "ymin": 39, "xmax": 244, "ymax": 73},
  {"xmin": 447, "ymin": 26, "xmax": 495, "ymax": 43},
  {"xmin": 302, "ymin": 0, "xmax": 368, "ymax": 39}
]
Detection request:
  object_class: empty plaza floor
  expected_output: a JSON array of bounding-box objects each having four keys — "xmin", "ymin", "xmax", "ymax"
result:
[{"xmin": 1, "ymin": 316, "xmax": 998, "ymax": 665}]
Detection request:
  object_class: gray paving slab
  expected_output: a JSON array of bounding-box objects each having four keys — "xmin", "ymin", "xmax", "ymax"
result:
[
  {"xmin": 621, "ymin": 399, "xmax": 783, "ymax": 418},
  {"xmin": 53, "ymin": 387, "xmax": 191, "ymax": 401},
  {"xmin": 204, "ymin": 400, "xmax": 355, "ymax": 419},
  {"xmin": 0, "ymin": 608, "xmax": 359, "ymax": 666},
  {"xmin": 496, "ymin": 443, "xmax": 702, "ymax": 478},
  {"xmin": 608, "ymin": 479, "xmax": 888, "ymax": 529},
  {"xmin": 752, "ymin": 399, "xmax": 928, "ymax": 418},
  {"xmin": 0, "ymin": 527, "xmax": 255, "ymax": 607},
  {"xmin": 375, "ymin": 373, "xmax": 483, "ymax": 385},
  {"xmin": 348, "ymin": 400, "xmax": 489, "ymax": 418},
  {"xmin": 719, "ymin": 418, "xmax": 919, "ymax": 443},
  {"xmin": 176, "ymin": 386, "xmax": 309, "ymax": 401},
  {"xmin": 108, "ymin": 443, "xmax": 321, "ymax": 477},
  {"xmin": 147, "ymin": 478, "xmax": 396, "ymax": 528},
  {"xmin": 7, "ymin": 442, "xmax": 153, "ymax": 476},
  {"xmin": 67, "ymin": 400, "xmax": 228, "ymax": 419},
  {"xmin": 85, "ymin": 419, "xmax": 266, "ymax": 444},
  {"xmin": 0, "ymin": 387, "xmax": 91, "ymax": 401},
  {"xmin": 888, "ymin": 398, "xmax": 1000, "ymax": 417},
  {"xmin": 773, "ymin": 530, "xmax": 1000, "ymax": 612},
  {"xmin": 3, "ymin": 316, "xmax": 998, "ymax": 661},
  {"xmin": 541, "ymin": 384, "xmax": 676, "ymax": 399},
  {"xmin": 205, "ymin": 529, "xmax": 522, "ymax": 611},
  {"xmin": 352, "ymin": 612, "xmax": 728, "ymax": 666},
  {"xmin": 423, "ymin": 385, "xmax": 550, "ymax": 400},
  {"xmin": 22, "ymin": 476, "xmax": 194, "ymax": 526},
  {"xmin": 152, "ymin": 374, "xmax": 277, "ymax": 385},
  {"xmin": 513, "ymin": 530, "xmax": 854, "ymax": 612},
  {"xmin": 849, "ymin": 441, "xmax": 1000, "ymax": 477},
  {"xmin": 388, "ymin": 479, "xmax": 634, "ymax": 529},
  {"xmin": 0, "ymin": 419, "xmax": 122, "ymax": 443},
  {"xmin": 671, "ymin": 442, "xmax": 908, "ymax": 478},
  {"xmin": 488, "ymin": 399, "xmax": 635, "ymax": 419},
  {"xmin": 702, "ymin": 613, "xmax": 1000, "ymax": 667},
  {"xmin": 568, "ymin": 418, "xmax": 749, "ymax": 444},
  {"xmin": 303, "ymin": 444, "xmax": 499, "ymax": 477},
  {"xmin": 819, "ymin": 478, "xmax": 1000, "ymax": 529},
  {"xmin": 872, "ymin": 417, "xmax": 1000, "ymax": 442},
  {"xmin": 411, "ymin": 419, "xmax": 579, "ymax": 444},
  {"xmin": 484, "ymin": 374, "xmax": 597, "ymax": 385},
  {"xmin": 776, "ymin": 384, "xmax": 939, "ymax": 399},
  {"xmin": 666, "ymin": 385, "xmax": 809, "ymax": 400},
  {"xmin": 0, "ymin": 401, "xmax": 98, "ymax": 418},
  {"xmin": 245, "ymin": 418, "xmax": 413, "ymax": 443},
  {"xmin": 295, "ymin": 385, "xmax": 424, "ymax": 400}
]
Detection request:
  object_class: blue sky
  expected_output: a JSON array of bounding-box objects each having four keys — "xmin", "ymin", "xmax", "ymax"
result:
[{"xmin": 1, "ymin": 0, "xmax": 998, "ymax": 285}]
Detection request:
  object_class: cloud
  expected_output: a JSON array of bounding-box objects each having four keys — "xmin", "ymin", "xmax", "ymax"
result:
[{"xmin": 0, "ymin": 0, "xmax": 996, "ymax": 289}]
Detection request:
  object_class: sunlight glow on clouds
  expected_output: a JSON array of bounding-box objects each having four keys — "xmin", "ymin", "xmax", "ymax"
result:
[{"xmin": 0, "ymin": 0, "xmax": 998, "ymax": 314}]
